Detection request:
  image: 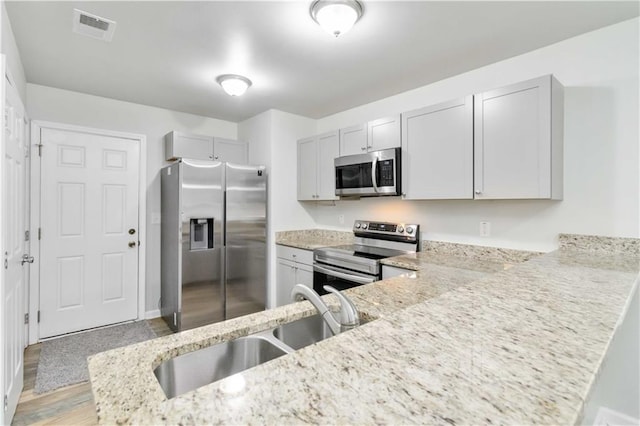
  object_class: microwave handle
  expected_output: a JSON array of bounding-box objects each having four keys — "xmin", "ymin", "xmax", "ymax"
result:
[{"xmin": 371, "ymin": 156, "xmax": 379, "ymax": 193}]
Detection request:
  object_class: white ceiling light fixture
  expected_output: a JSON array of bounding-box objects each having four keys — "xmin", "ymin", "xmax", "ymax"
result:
[
  {"xmin": 310, "ymin": 0, "xmax": 363, "ymax": 38},
  {"xmin": 216, "ymin": 74, "xmax": 252, "ymax": 97}
]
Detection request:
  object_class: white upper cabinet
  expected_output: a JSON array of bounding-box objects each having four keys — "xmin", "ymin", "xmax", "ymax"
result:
[
  {"xmin": 339, "ymin": 123, "xmax": 367, "ymax": 156},
  {"xmin": 213, "ymin": 137, "xmax": 248, "ymax": 164},
  {"xmin": 402, "ymin": 97, "xmax": 473, "ymax": 200},
  {"xmin": 165, "ymin": 131, "xmax": 214, "ymax": 161},
  {"xmin": 368, "ymin": 114, "xmax": 401, "ymax": 151},
  {"xmin": 339, "ymin": 115, "xmax": 401, "ymax": 156},
  {"xmin": 474, "ymin": 75, "xmax": 563, "ymax": 200},
  {"xmin": 316, "ymin": 131, "xmax": 340, "ymax": 199},
  {"xmin": 297, "ymin": 136, "xmax": 318, "ymax": 201},
  {"xmin": 297, "ymin": 131, "xmax": 339, "ymax": 201},
  {"xmin": 165, "ymin": 131, "xmax": 249, "ymax": 164}
]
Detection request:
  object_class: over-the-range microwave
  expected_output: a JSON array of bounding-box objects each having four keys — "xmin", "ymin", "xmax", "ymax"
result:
[{"xmin": 334, "ymin": 147, "xmax": 401, "ymax": 197}]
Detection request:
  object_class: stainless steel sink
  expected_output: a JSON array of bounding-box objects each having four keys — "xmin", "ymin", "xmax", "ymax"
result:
[
  {"xmin": 272, "ymin": 314, "xmax": 335, "ymax": 350},
  {"xmin": 154, "ymin": 314, "xmax": 369, "ymax": 399},
  {"xmin": 154, "ymin": 334, "xmax": 288, "ymax": 399}
]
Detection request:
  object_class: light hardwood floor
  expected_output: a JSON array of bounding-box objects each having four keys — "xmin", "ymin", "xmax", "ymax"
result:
[{"xmin": 11, "ymin": 318, "xmax": 173, "ymax": 426}]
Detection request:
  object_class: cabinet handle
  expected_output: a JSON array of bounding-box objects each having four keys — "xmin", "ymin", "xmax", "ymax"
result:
[
  {"xmin": 214, "ymin": 156, "xmax": 219, "ymax": 160},
  {"xmin": 292, "ymin": 254, "xmax": 296, "ymax": 258},
  {"xmin": 475, "ymin": 190, "xmax": 481, "ymax": 195},
  {"xmin": 361, "ymin": 147, "xmax": 366, "ymax": 151}
]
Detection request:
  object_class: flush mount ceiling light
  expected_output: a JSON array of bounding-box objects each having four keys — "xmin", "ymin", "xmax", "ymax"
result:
[
  {"xmin": 310, "ymin": 0, "xmax": 363, "ymax": 37},
  {"xmin": 216, "ymin": 74, "xmax": 252, "ymax": 97}
]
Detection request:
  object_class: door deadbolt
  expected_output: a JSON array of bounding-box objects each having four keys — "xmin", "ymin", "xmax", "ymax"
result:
[
  {"xmin": 128, "ymin": 228, "xmax": 136, "ymax": 235},
  {"xmin": 128, "ymin": 241, "xmax": 137, "ymax": 248}
]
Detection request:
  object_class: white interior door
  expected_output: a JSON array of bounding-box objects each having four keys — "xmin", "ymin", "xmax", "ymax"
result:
[
  {"xmin": 2, "ymin": 64, "xmax": 27, "ymax": 423},
  {"xmin": 38, "ymin": 127, "xmax": 140, "ymax": 338}
]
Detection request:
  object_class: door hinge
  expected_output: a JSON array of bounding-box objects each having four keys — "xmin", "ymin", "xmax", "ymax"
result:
[
  {"xmin": 4, "ymin": 394, "xmax": 7, "ymax": 411},
  {"xmin": 25, "ymin": 230, "xmax": 30, "ymax": 242},
  {"xmin": 37, "ymin": 144, "xmax": 43, "ymax": 157},
  {"xmin": 3, "ymin": 251, "xmax": 7, "ymax": 270},
  {"xmin": 173, "ymin": 312, "xmax": 177, "ymax": 326},
  {"xmin": 37, "ymin": 310, "xmax": 41, "ymax": 323},
  {"xmin": 24, "ymin": 313, "xmax": 29, "ymax": 324},
  {"xmin": 38, "ymin": 228, "xmax": 41, "ymax": 240}
]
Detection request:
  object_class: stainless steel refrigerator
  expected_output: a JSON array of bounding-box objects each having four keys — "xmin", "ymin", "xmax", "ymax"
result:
[{"xmin": 161, "ymin": 159, "xmax": 267, "ymax": 332}]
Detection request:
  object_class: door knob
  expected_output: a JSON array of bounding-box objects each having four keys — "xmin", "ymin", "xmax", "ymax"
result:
[
  {"xmin": 128, "ymin": 228, "xmax": 136, "ymax": 235},
  {"xmin": 21, "ymin": 254, "xmax": 34, "ymax": 265},
  {"xmin": 128, "ymin": 241, "xmax": 137, "ymax": 248}
]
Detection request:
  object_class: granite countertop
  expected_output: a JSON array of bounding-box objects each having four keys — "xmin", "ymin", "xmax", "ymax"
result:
[
  {"xmin": 275, "ymin": 229, "xmax": 353, "ymax": 250},
  {"xmin": 88, "ymin": 234, "xmax": 639, "ymax": 425}
]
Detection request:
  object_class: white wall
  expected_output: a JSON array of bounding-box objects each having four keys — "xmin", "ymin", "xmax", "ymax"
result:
[
  {"xmin": 1, "ymin": 1, "xmax": 26, "ymax": 101},
  {"xmin": 239, "ymin": 109, "xmax": 315, "ymax": 307},
  {"xmin": 310, "ymin": 18, "xmax": 639, "ymax": 252},
  {"xmin": 27, "ymin": 83, "xmax": 237, "ymax": 314}
]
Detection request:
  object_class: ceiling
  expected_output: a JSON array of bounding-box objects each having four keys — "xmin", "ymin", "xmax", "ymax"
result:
[{"xmin": 6, "ymin": 1, "xmax": 639, "ymax": 122}]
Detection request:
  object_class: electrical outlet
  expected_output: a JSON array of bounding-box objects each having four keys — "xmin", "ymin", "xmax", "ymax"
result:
[
  {"xmin": 151, "ymin": 213, "xmax": 161, "ymax": 225},
  {"xmin": 338, "ymin": 214, "xmax": 345, "ymax": 225},
  {"xmin": 480, "ymin": 221, "xmax": 491, "ymax": 237}
]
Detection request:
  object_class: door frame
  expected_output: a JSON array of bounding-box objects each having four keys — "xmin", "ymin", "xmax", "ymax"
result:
[{"xmin": 28, "ymin": 121, "xmax": 147, "ymax": 344}]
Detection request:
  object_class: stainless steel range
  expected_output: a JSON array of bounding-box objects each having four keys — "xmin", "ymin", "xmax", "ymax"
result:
[{"xmin": 313, "ymin": 220, "xmax": 420, "ymax": 294}]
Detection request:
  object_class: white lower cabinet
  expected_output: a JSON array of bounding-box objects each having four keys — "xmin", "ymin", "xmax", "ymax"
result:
[{"xmin": 275, "ymin": 246, "xmax": 314, "ymax": 307}]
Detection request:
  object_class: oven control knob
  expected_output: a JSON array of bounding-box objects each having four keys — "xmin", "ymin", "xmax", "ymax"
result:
[
  {"xmin": 355, "ymin": 222, "xmax": 361, "ymax": 229},
  {"xmin": 406, "ymin": 226, "xmax": 414, "ymax": 235},
  {"xmin": 362, "ymin": 223, "xmax": 368, "ymax": 230},
  {"xmin": 397, "ymin": 226, "xmax": 404, "ymax": 233}
]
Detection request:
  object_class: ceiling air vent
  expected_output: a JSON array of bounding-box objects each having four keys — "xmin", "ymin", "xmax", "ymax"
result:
[{"xmin": 72, "ymin": 9, "xmax": 117, "ymax": 42}]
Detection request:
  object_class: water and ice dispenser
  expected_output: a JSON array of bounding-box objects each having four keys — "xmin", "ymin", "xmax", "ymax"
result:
[{"xmin": 189, "ymin": 218, "xmax": 214, "ymax": 250}]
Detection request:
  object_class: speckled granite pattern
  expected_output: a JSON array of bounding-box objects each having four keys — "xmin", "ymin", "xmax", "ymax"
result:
[
  {"xmin": 422, "ymin": 240, "xmax": 543, "ymax": 263},
  {"xmin": 560, "ymin": 233, "xmax": 640, "ymax": 256},
  {"xmin": 88, "ymin": 235, "xmax": 639, "ymax": 425},
  {"xmin": 275, "ymin": 229, "xmax": 353, "ymax": 250}
]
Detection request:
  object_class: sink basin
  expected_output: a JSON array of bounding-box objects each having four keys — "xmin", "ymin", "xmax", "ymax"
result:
[
  {"xmin": 154, "ymin": 313, "xmax": 371, "ymax": 398},
  {"xmin": 272, "ymin": 314, "xmax": 335, "ymax": 350},
  {"xmin": 154, "ymin": 335, "xmax": 288, "ymax": 399}
]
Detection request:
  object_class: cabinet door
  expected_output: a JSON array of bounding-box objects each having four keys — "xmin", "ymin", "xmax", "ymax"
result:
[
  {"xmin": 339, "ymin": 123, "xmax": 367, "ymax": 156},
  {"xmin": 165, "ymin": 131, "xmax": 214, "ymax": 161},
  {"xmin": 368, "ymin": 115, "xmax": 401, "ymax": 151},
  {"xmin": 316, "ymin": 131, "xmax": 339, "ymax": 200},
  {"xmin": 474, "ymin": 76, "xmax": 553, "ymax": 199},
  {"xmin": 297, "ymin": 137, "xmax": 317, "ymax": 200},
  {"xmin": 294, "ymin": 263, "xmax": 314, "ymax": 288},
  {"xmin": 214, "ymin": 137, "xmax": 248, "ymax": 164},
  {"xmin": 402, "ymin": 97, "xmax": 473, "ymax": 200},
  {"xmin": 275, "ymin": 258, "xmax": 297, "ymax": 307}
]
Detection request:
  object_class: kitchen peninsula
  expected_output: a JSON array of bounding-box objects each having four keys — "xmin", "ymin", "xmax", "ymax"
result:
[{"xmin": 88, "ymin": 234, "xmax": 638, "ymax": 424}]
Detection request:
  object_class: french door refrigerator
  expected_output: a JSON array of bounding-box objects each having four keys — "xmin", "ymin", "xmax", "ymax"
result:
[{"xmin": 161, "ymin": 159, "xmax": 267, "ymax": 332}]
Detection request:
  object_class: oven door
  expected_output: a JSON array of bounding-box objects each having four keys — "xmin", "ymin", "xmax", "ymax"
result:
[{"xmin": 313, "ymin": 264, "xmax": 377, "ymax": 295}]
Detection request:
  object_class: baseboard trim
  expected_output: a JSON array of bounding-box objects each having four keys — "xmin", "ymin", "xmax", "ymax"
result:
[{"xmin": 145, "ymin": 309, "xmax": 161, "ymax": 319}]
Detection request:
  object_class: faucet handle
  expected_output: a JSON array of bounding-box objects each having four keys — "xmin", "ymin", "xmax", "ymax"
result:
[{"xmin": 323, "ymin": 286, "xmax": 360, "ymax": 329}]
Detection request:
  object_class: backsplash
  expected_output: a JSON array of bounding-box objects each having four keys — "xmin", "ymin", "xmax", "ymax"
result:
[
  {"xmin": 421, "ymin": 240, "xmax": 543, "ymax": 264},
  {"xmin": 559, "ymin": 234, "xmax": 640, "ymax": 256}
]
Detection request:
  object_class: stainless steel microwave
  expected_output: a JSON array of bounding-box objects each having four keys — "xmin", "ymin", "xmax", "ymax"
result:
[{"xmin": 334, "ymin": 147, "xmax": 401, "ymax": 197}]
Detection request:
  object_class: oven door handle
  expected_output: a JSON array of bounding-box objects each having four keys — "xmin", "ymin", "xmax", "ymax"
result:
[
  {"xmin": 371, "ymin": 156, "xmax": 379, "ymax": 193},
  {"xmin": 313, "ymin": 264, "xmax": 376, "ymax": 285}
]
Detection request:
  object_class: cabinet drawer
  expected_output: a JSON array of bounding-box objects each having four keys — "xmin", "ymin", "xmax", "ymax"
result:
[{"xmin": 276, "ymin": 245, "xmax": 314, "ymax": 265}]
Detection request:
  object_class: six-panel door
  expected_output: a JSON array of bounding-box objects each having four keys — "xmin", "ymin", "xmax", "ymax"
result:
[{"xmin": 39, "ymin": 127, "xmax": 140, "ymax": 338}]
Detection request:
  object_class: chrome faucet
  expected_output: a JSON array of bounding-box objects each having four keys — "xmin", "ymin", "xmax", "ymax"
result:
[{"xmin": 291, "ymin": 284, "xmax": 360, "ymax": 335}]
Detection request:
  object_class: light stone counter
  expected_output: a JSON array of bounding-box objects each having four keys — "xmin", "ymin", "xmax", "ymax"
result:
[
  {"xmin": 275, "ymin": 229, "xmax": 353, "ymax": 250},
  {"xmin": 88, "ymin": 234, "xmax": 639, "ymax": 425}
]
